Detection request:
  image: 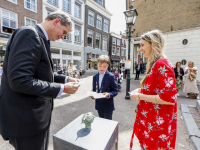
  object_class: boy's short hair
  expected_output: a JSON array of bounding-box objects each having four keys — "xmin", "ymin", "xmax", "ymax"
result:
[{"xmin": 98, "ymin": 55, "xmax": 110, "ymax": 65}]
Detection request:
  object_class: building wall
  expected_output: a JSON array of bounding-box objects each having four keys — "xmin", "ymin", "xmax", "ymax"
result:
[
  {"xmin": 0, "ymin": 0, "xmax": 42, "ymax": 28},
  {"xmin": 127, "ymin": 0, "xmax": 200, "ymax": 38}
]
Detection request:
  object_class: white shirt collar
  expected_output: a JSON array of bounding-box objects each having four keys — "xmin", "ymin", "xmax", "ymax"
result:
[
  {"xmin": 37, "ymin": 24, "xmax": 49, "ymax": 41},
  {"xmin": 99, "ymin": 71, "xmax": 106, "ymax": 75}
]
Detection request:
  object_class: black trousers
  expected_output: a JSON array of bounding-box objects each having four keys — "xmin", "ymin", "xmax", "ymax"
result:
[
  {"xmin": 97, "ymin": 110, "xmax": 113, "ymax": 120},
  {"xmin": 135, "ymin": 71, "xmax": 140, "ymax": 79},
  {"xmin": 9, "ymin": 129, "xmax": 49, "ymax": 150}
]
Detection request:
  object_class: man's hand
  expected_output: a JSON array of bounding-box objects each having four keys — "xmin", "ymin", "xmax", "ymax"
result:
[
  {"xmin": 63, "ymin": 83, "xmax": 80, "ymax": 94},
  {"xmin": 103, "ymin": 92, "xmax": 110, "ymax": 98},
  {"xmin": 68, "ymin": 77, "xmax": 79, "ymax": 83}
]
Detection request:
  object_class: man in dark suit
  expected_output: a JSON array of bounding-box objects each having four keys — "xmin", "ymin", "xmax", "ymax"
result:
[
  {"xmin": 92, "ymin": 55, "xmax": 118, "ymax": 120},
  {"xmin": 0, "ymin": 11, "xmax": 80, "ymax": 150},
  {"xmin": 135, "ymin": 62, "xmax": 141, "ymax": 80}
]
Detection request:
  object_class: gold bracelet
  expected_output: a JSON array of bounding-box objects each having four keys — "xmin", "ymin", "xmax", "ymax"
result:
[{"xmin": 155, "ymin": 95, "xmax": 159, "ymax": 104}]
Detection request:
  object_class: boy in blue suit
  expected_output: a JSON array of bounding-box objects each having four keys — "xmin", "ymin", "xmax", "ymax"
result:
[{"xmin": 91, "ymin": 55, "xmax": 118, "ymax": 120}]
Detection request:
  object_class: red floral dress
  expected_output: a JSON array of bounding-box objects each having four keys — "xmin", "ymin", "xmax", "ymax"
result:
[{"xmin": 130, "ymin": 58, "xmax": 177, "ymax": 150}]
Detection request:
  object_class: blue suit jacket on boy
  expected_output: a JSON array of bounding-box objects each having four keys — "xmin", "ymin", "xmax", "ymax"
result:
[{"xmin": 93, "ymin": 70, "xmax": 118, "ymax": 112}]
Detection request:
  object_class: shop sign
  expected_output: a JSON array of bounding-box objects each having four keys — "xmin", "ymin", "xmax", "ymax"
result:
[
  {"xmin": 134, "ymin": 38, "xmax": 141, "ymax": 41},
  {"xmin": 0, "ymin": 33, "xmax": 10, "ymax": 38}
]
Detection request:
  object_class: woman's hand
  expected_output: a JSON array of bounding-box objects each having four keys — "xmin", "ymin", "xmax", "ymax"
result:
[
  {"xmin": 130, "ymin": 91, "xmax": 141, "ymax": 102},
  {"xmin": 133, "ymin": 88, "xmax": 141, "ymax": 93}
]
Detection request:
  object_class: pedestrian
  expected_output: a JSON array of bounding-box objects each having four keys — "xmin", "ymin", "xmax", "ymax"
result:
[
  {"xmin": 68, "ymin": 61, "xmax": 75, "ymax": 78},
  {"xmin": 0, "ymin": 11, "xmax": 80, "ymax": 150},
  {"xmin": 114, "ymin": 69, "xmax": 119, "ymax": 81},
  {"xmin": 183, "ymin": 61, "xmax": 199, "ymax": 99},
  {"xmin": 135, "ymin": 62, "xmax": 141, "ymax": 80},
  {"xmin": 174, "ymin": 61, "xmax": 184, "ymax": 96},
  {"xmin": 79, "ymin": 66, "xmax": 82, "ymax": 79},
  {"xmin": 90, "ymin": 55, "xmax": 118, "ymax": 120},
  {"xmin": 129, "ymin": 30, "xmax": 177, "ymax": 150},
  {"xmin": 57, "ymin": 63, "xmax": 63, "ymax": 74},
  {"xmin": 0, "ymin": 63, "xmax": 3, "ymax": 85}
]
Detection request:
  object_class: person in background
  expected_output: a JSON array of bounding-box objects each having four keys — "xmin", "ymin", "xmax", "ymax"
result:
[
  {"xmin": 79, "ymin": 66, "xmax": 82, "ymax": 79},
  {"xmin": 57, "ymin": 63, "xmax": 63, "ymax": 74},
  {"xmin": 174, "ymin": 61, "xmax": 184, "ymax": 96},
  {"xmin": 0, "ymin": 63, "xmax": 3, "ymax": 85},
  {"xmin": 114, "ymin": 69, "xmax": 119, "ymax": 81},
  {"xmin": 135, "ymin": 62, "xmax": 141, "ymax": 80},
  {"xmin": 91, "ymin": 55, "xmax": 118, "ymax": 120},
  {"xmin": 68, "ymin": 61, "xmax": 75, "ymax": 78},
  {"xmin": 183, "ymin": 61, "xmax": 199, "ymax": 99}
]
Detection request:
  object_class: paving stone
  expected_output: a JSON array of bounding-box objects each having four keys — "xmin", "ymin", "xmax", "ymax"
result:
[
  {"xmin": 190, "ymin": 136, "xmax": 200, "ymax": 150},
  {"xmin": 196, "ymin": 100, "xmax": 200, "ymax": 114},
  {"xmin": 181, "ymin": 104, "xmax": 190, "ymax": 114}
]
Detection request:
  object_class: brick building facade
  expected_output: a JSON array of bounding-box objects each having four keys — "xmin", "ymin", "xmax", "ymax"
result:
[
  {"xmin": 126, "ymin": 0, "xmax": 200, "ymax": 80},
  {"xmin": 0, "ymin": 0, "xmax": 43, "ymax": 63}
]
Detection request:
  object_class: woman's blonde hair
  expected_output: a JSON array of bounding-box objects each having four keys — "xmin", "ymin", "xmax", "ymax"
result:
[
  {"xmin": 188, "ymin": 61, "xmax": 194, "ymax": 68},
  {"xmin": 140, "ymin": 30, "xmax": 165, "ymax": 87}
]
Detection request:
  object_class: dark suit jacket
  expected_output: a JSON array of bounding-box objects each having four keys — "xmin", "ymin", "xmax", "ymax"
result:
[
  {"xmin": 174, "ymin": 67, "xmax": 184, "ymax": 80},
  {"xmin": 135, "ymin": 65, "xmax": 141, "ymax": 73},
  {"xmin": 92, "ymin": 70, "xmax": 118, "ymax": 112},
  {"xmin": 0, "ymin": 25, "xmax": 66, "ymax": 139}
]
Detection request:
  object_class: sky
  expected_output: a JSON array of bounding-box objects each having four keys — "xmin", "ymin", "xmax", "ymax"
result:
[{"xmin": 105, "ymin": 0, "xmax": 126, "ymax": 35}]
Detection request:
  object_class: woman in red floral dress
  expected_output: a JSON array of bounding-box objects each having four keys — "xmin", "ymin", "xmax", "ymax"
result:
[{"xmin": 130, "ymin": 30, "xmax": 177, "ymax": 150}]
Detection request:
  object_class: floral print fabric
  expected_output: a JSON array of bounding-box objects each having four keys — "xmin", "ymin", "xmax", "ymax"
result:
[{"xmin": 130, "ymin": 58, "xmax": 177, "ymax": 150}]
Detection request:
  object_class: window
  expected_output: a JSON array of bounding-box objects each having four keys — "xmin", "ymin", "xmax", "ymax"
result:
[
  {"xmin": 25, "ymin": 0, "xmax": 37, "ymax": 12},
  {"xmin": 96, "ymin": 33, "xmax": 101, "ymax": 49},
  {"xmin": 117, "ymin": 39, "xmax": 120, "ymax": 46},
  {"xmin": 7, "ymin": 0, "xmax": 17, "ymax": 4},
  {"xmin": 75, "ymin": 26, "xmax": 81, "ymax": 43},
  {"xmin": 88, "ymin": 10, "xmax": 94, "ymax": 26},
  {"xmin": 112, "ymin": 37, "xmax": 116, "ymax": 44},
  {"xmin": 48, "ymin": 0, "xmax": 58, "ymax": 6},
  {"xmin": 97, "ymin": 0, "xmax": 102, "ymax": 6},
  {"xmin": 124, "ymin": 49, "xmax": 126, "ymax": 56},
  {"xmin": 75, "ymin": 3, "xmax": 81, "ymax": 18},
  {"xmin": 96, "ymin": 15, "xmax": 102, "ymax": 29},
  {"xmin": 112, "ymin": 46, "xmax": 116, "ymax": 55},
  {"xmin": 121, "ymin": 48, "xmax": 124, "ymax": 56},
  {"xmin": 87, "ymin": 30, "xmax": 93, "ymax": 47},
  {"xmin": 122, "ymin": 38, "xmax": 126, "ymax": 46},
  {"xmin": 182, "ymin": 39, "xmax": 188, "ymax": 45},
  {"xmin": 63, "ymin": 0, "xmax": 70, "ymax": 13},
  {"xmin": 181, "ymin": 59, "xmax": 187, "ymax": 65},
  {"xmin": 25, "ymin": 17, "xmax": 37, "ymax": 26},
  {"xmin": 102, "ymin": 36, "xmax": 107, "ymax": 50},
  {"xmin": 103, "ymin": 19, "xmax": 108, "ymax": 32},
  {"xmin": 2, "ymin": 9, "xmax": 17, "ymax": 34},
  {"xmin": 64, "ymin": 33, "xmax": 71, "ymax": 41},
  {"xmin": 116, "ymin": 47, "xmax": 120, "ymax": 56}
]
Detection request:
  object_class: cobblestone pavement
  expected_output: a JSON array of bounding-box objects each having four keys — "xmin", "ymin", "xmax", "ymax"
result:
[{"xmin": 0, "ymin": 74, "xmax": 196, "ymax": 150}]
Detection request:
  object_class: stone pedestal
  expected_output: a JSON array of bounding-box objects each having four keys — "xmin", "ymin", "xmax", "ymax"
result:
[{"xmin": 53, "ymin": 114, "xmax": 118, "ymax": 150}]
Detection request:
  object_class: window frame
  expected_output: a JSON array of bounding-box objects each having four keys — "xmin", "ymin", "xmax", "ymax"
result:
[
  {"xmin": 63, "ymin": 0, "xmax": 70, "ymax": 13},
  {"xmin": 116, "ymin": 47, "xmax": 120, "ymax": 56},
  {"xmin": 117, "ymin": 39, "xmax": 120, "ymax": 46},
  {"xmin": 24, "ymin": 17, "xmax": 37, "ymax": 26},
  {"xmin": 47, "ymin": 0, "xmax": 59, "ymax": 7},
  {"xmin": 95, "ymin": 32, "xmax": 101, "ymax": 49},
  {"xmin": 88, "ymin": 10, "xmax": 95, "ymax": 26},
  {"xmin": 7, "ymin": 0, "xmax": 17, "ymax": 4},
  {"xmin": 96, "ymin": 15, "xmax": 102, "ymax": 30},
  {"xmin": 74, "ymin": 2, "xmax": 81, "ymax": 19},
  {"xmin": 112, "ymin": 37, "xmax": 116, "ymax": 45},
  {"xmin": 97, "ymin": 0, "xmax": 103, "ymax": 6},
  {"xmin": 87, "ymin": 30, "xmax": 93, "ymax": 47},
  {"xmin": 103, "ymin": 19, "xmax": 109, "ymax": 32},
  {"xmin": 24, "ymin": 0, "xmax": 37, "ymax": 13},
  {"xmin": 112, "ymin": 46, "xmax": 116, "ymax": 55},
  {"xmin": 1, "ymin": 9, "xmax": 18, "ymax": 34},
  {"xmin": 102, "ymin": 36, "xmax": 107, "ymax": 51},
  {"xmin": 63, "ymin": 33, "xmax": 72, "ymax": 42},
  {"xmin": 74, "ymin": 25, "xmax": 81, "ymax": 44}
]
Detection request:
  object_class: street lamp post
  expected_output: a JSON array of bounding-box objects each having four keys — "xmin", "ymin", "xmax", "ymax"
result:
[{"xmin": 124, "ymin": 5, "xmax": 138, "ymax": 99}]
